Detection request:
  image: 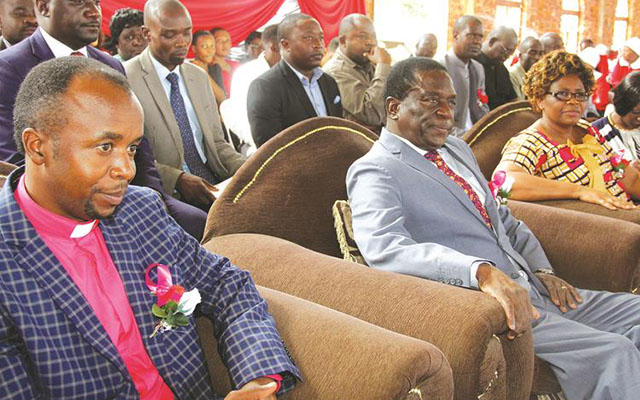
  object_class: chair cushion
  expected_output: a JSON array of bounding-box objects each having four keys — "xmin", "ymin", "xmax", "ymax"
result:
[
  {"xmin": 203, "ymin": 116, "xmax": 378, "ymax": 258},
  {"xmin": 332, "ymin": 200, "xmax": 367, "ymax": 265}
]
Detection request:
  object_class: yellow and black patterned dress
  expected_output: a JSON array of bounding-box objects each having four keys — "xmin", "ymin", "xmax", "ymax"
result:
[{"xmin": 500, "ymin": 124, "xmax": 630, "ymax": 200}]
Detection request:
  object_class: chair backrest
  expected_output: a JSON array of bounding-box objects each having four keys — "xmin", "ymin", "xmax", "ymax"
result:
[
  {"xmin": 203, "ymin": 116, "xmax": 378, "ymax": 258},
  {"xmin": 464, "ymin": 100, "xmax": 541, "ymax": 179}
]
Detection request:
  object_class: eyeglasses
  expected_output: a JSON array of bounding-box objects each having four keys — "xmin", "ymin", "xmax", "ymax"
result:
[
  {"xmin": 496, "ymin": 41, "xmax": 516, "ymax": 57},
  {"xmin": 545, "ymin": 91, "xmax": 590, "ymax": 102}
]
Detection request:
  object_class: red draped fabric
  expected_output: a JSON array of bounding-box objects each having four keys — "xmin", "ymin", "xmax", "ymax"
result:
[
  {"xmin": 298, "ymin": 0, "xmax": 366, "ymax": 45},
  {"xmin": 101, "ymin": 0, "xmax": 285, "ymax": 46},
  {"xmin": 101, "ymin": 0, "xmax": 365, "ymax": 46}
]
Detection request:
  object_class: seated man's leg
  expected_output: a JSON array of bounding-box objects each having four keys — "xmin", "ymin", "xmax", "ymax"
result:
[
  {"xmin": 531, "ymin": 289, "xmax": 640, "ymax": 399},
  {"xmin": 164, "ymin": 194, "xmax": 207, "ymax": 241}
]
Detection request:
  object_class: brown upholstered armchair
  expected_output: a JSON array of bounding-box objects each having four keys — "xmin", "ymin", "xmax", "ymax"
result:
[
  {"xmin": 198, "ymin": 286, "xmax": 454, "ymax": 399},
  {"xmin": 464, "ymin": 100, "xmax": 640, "ymax": 224},
  {"xmin": 0, "ymin": 162, "xmax": 453, "ymax": 400},
  {"xmin": 203, "ymin": 116, "xmax": 591, "ymax": 399}
]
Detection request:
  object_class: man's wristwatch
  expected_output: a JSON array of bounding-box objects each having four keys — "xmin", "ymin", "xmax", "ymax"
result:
[{"xmin": 535, "ymin": 268, "xmax": 555, "ymax": 276}]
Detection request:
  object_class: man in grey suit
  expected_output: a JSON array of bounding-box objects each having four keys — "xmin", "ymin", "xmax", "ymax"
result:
[
  {"xmin": 438, "ymin": 15, "xmax": 489, "ymax": 136},
  {"xmin": 347, "ymin": 57, "xmax": 640, "ymax": 399},
  {"xmin": 125, "ymin": 0, "xmax": 245, "ymax": 210}
]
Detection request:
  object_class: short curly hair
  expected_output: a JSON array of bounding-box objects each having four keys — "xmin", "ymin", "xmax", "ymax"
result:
[
  {"xmin": 522, "ymin": 50, "xmax": 595, "ymax": 112},
  {"xmin": 109, "ymin": 8, "xmax": 144, "ymax": 47}
]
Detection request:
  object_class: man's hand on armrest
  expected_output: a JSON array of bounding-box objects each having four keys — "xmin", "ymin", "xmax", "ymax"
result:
[
  {"xmin": 175, "ymin": 172, "xmax": 217, "ymax": 208},
  {"xmin": 224, "ymin": 377, "xmax": 278, "ymax": 400},
  {"xmin": 476, "ymin": 263, "xmax": 539, "ymax": 340},
  {"xmin": 534, "ymin": 271, "xmax": 583, "ymax": 313}
]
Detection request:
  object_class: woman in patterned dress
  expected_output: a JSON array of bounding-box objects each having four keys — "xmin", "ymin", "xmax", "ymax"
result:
[{"xmin": 496, "ymin": 51, "xmax": 640, "ymax": 209}]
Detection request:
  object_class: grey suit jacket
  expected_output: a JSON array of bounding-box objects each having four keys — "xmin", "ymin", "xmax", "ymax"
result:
[
  {"xmin": 124, "ymin": 48, "xmax": 246, "ymax": 192},
  {"xmin": 438, "ymin": 52, "xmax": 490, "ymax": 135},
  {"xmin": 346, "ymin": 130, "xmax": 549, "ymax": 294}
]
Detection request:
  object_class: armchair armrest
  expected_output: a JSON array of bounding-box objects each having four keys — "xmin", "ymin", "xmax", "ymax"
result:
[
  {"xmin": 508, "ymin": 200, "xmax": 640, "ymax": 293},
  {"xmin": 196, "ymin": 286, "xmax": 454, "ymax": 400},
  {"xmin": 204, "ymin": 234, "xmax": 535, "ymax": 400}
]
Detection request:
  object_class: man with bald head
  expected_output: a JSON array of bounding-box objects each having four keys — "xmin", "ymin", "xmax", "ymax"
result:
[
  {"xmin": 415, "ymin": 33, "xmax": 437, "ymax": 58},
  {"xmin": 0, "ymin": 55, "xmax": 300, "ymax": 399},
  {"xmin": 0, "ymin": 0, "xmax": 37, "ymax": 50},
  {"xmin": 125, "ymin": 0, "xmax": 246, "ymax": 211},
  {"xmin": 323, "ymin": 13, "xmax": 390, "ymax": 131},
  {"xmin": 438, "ymin": 15, "xmax": 489, "ymax": 135},
  {"xmin": 540, "ymin": 32, "xmax": 564, "ymax": 54},
  {"xmin": 474, "ymin": 26, "xmax": 518, "ymax": 109},
  {"xmin": 509, "ymin": 36, "xmax": 543, "ymax": 99},
  {"xmin": 247, "ymin": 13, "xmax": 342, "ymax": 147}
]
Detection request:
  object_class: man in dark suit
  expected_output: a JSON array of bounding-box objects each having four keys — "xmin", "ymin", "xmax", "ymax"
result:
[
  {"xmin": 0, "ymin": 0, "xmax": 208, "ymax": 240},
  {"xmin": 474, "ymin": 26, "xmax": 518, "ymax": 110},
  {"xmin": 0, "ymin": 0, "xmax": 37, "ymax": 51},
  {"xmin": 0, "ymin": 56, "xmax": 299, "ymax": 399},
  {"xmin": 247, "ymin": 13, "xmax": 342, "ymax": 148}
]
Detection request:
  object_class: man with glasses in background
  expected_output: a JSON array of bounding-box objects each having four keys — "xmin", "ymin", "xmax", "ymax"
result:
[
  {"xmin": 474, "ymin": 26, "xmax": 518, "ymax": 110},
  {"xmin": 323, "ymin": 13, "xmax": 390, "ymax": 133}
]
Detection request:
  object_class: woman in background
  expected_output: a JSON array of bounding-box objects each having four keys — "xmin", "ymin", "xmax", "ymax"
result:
[{"xmin": 496, "ymin": 51, "xmax": 640, "ymax": 210}]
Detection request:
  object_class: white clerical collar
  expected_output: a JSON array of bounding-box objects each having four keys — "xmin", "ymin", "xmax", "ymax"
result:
[
  {"xmin": 39, "ymin": 28, "xmax": 88, "ymax": 58},
  {"xmin": 70, "ymin": 220, "xmax": 98, "ymax": 238},
  {"xmin": 2, "ymin": 37, "xmax": 12, "ymax": 49}
]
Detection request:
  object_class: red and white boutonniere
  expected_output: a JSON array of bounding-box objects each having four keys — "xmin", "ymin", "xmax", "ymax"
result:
[
  {"xmin": 145, "ymin": 263, "xmax": 201, "ymax": 338},
  {"xmin": 477, "ymin": 89, "xmax": 489, "ymax": 107},
  {"xmin": 488, "ymin": 170, "xmax": 513, "ymax": 205},
  {"xmin": 610, "ymin": 149, "xmax": 630, "ymax": 179}
]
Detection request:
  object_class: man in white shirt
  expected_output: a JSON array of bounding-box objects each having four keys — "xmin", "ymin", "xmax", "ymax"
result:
[{"xmin": 225, "ymin": 24, "xmax": 280, "ymax": 155}]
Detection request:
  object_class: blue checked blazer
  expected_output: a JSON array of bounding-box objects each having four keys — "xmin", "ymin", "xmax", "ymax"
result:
[{"xmin": 0, "ymin": 168, "xmax": 300, "ymax": 399}]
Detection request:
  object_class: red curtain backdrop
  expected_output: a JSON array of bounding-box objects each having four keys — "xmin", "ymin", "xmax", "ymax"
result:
[
  {"xmin": 101, "ymin": 0, "xmax": 285, "ymax": 45},
  {"xmin": 298, "ymin": 0, "xmax": 366, "ymax": 45},
  {"xmin": 101, "ymin": 0, "xmax": 365, "ymax": 46}
]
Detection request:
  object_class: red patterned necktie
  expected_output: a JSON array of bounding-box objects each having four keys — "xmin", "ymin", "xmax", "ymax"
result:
[
  {"xmin": 70, "ymin": 51, "xmax": 84, "ymax": 56},
  {"xmin": 425, "ymin": 150, "xmax": 493, "ymax": 229}
]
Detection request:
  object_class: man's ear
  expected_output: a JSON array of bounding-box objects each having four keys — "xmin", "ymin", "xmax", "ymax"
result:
[
  {"xmin": 385, "ymin": 97, "xmax": 400, "ymax": 120},
  {"xmin": 22, "ymin": 128, "xmax": 47, "ymax": 165},
  {"xmin": 35, "ymin": 0, "xmax": 51, "ymax": 18},
  {"xmin": 339, "ymin": 35, "xmax": 347, "ymax": 47},
  {"xmin": 142, "ymin": 26, "xmax": 151, "ymax": 42},
  {"xmin": 280, "ymin": 38, "xmax": 289, "ymax": 53}
]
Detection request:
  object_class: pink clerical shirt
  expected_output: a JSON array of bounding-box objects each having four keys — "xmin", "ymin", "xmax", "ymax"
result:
[{"xmin": 14, "ymin": 175, "xmax": 174, "ymax": 399}]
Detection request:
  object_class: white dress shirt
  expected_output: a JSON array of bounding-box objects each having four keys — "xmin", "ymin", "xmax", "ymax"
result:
[
  {"xmin": 149, "ymin": 54, "xmax": 207, "ymax": 169},
  {"xmin": 284, "ymin": 60, "xmax": 328, "ymax": 117},
  {"xmin": 40, "ymin": 28, "xmax": 88, "ymax": 57},
  {"xmin": 227, "ymin": 54, "xmax": 271, "ymax": 153}
]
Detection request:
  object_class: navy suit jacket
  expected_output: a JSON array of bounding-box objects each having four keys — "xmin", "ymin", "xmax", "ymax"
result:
[
  {"xmin": 0, "ymin": 28, "xmax": 164, "ymax": 194},
  {"xmin": 247, "ymin": 59, "xmax": 343, "ymax": 147},
  {"xmin": 0, "ymin": 168, "xmax": 300, "ymax": 399}
]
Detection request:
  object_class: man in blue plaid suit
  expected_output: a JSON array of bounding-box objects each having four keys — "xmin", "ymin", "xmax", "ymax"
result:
[{"xmin": 0, "ymin": 57, "xmax": 300, "ymax": 399}]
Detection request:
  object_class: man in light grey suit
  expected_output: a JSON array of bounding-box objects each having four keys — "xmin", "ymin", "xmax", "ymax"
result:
[
  {"xmin": 438, "ymin": 15, "xmax": 489, "ymax": 136},
  {"xmin": 125, "ymin": 0, "xmax": 245, "ymax": 210},
  {"xmin": 347, "ymin": 57, "xmax": 640, "ymax": 399}
]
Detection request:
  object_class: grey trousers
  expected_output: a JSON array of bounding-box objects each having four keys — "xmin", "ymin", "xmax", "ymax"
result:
[{"xmin": 530, "ymin": 287, "xmax": 640, "ymax": 399}]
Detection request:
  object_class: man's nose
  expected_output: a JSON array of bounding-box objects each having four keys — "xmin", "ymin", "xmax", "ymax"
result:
[{"xmin": 111, "ymin": 153, "xmax": 135, "ymax": 181}]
